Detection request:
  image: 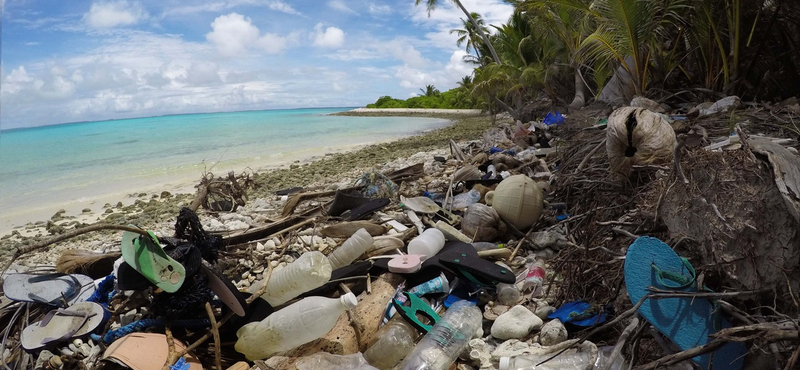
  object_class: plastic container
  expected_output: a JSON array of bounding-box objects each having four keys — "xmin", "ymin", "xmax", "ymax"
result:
[
  {"xmin": 450, "ymin": 189, "xmax": 481, "ymax": 209},
  {"xmin": 256, "ymin": 251, "xmax": 332, "ymax": 307},
  {"xmin": 495, "ymin": 262, "xmax": 520, "ymax": 305},
  {"xmin": 235, "ymin": 292, "xmax": 358, "ymax": 360},
  {"xmin": 523, "ymin": 258, "xmax": 546, "ymax": 293},
  {"xmin": 399, "ymin": 300, "xmax": 482, "ymax": 370},
  {"xmin": 499, "ymin": 351, "xmax": 593, "ymax": 370},
  {"xmin": 363, "ymin": 316, "xmax": 418, "ymax": 369},
  {"xmin": 407, "ymin": 228, "xmax": 445, "ymax": 258},
  {"xmin": 328, "ymin": 228, "xmax": 374, "ymax": 270}
]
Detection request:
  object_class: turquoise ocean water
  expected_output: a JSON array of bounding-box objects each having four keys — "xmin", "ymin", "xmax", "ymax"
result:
[{"xmin": 0, "ymin": 108, "xmax": 449, "ymax": 233}]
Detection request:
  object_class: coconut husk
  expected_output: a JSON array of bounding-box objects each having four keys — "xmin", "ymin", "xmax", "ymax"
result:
[
  {"xmin": 461, "ymin": 203, "xmax": 506, "ymax": 242},
  {"xmin": 56, "ymin": 249, "xmax": 121, "ymax": 279}
]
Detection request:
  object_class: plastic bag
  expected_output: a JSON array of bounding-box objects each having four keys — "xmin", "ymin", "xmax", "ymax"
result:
[{"xmin": 606, "ymin": 106, "xmax": 676, "ymax": 178}]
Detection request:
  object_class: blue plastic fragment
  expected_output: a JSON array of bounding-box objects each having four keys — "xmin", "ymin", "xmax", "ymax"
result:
[
  {"xmin": 170, "ymin": 357, "xmax": 190, "ymax": 370},
  {"xmin": 490, "ymin": 147, "xmax": 503, "ymax": 154},
  {"xmin": 548, "ymin": 299, "xmax": 609, "ymax": 327},
  {"xmin": 543, "ymin": 111, "xmax": 566, "ymax": 126}
]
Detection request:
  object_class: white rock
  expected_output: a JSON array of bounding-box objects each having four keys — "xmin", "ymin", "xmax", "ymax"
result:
[
  {"xmin": 534, "ymin": 305, "xmax": 556, "ymax": 320},
  {"xmin": 539, "ymin": 319, "xmax": 568, "ymax": 346},
  {"xmin": 203, "ymin": 219, "xmax": 226, "ymax": 232},
  {"xmin": 491, "ymin": 305, "xmax": 542, "ymax": 340},
  {"xmin": 265, "ymin": 239, "xmax": 276, "ymax": 249},
  {"xmin": 224, "ymin": 220, "xmax": 250, "ymax": 230},
  {"xmin": 255, "ymin": 242, "xmax": 266, "ymax": 252},
  {"xmin": 467, "ymin": 338, "xmax": 493, "ymax": 370}
]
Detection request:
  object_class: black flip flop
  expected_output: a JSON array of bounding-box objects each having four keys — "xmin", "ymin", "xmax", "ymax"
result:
[
  {"xmin": 343, "ymin": 198, "xmax": 390, "ymax": 221},
  {"xmin": 327, "ymin": 190, "xmax": 372, "ymax": 217},
  {"xmin": 200, "ymin": 264, "xmax": 247, "ymax": 317},
  {"xmin": 275, "ymin": 187, "xmax": 304, "ymax": 196}
]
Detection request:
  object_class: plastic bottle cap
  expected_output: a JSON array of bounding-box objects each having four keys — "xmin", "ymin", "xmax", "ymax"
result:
[
  {"xmin": 499, "ymin": 357, "xmax": 509, "ymax": 370},
  {"xmin": 340, "ymin": 292, "xmax": 358, "ymax": 309}
]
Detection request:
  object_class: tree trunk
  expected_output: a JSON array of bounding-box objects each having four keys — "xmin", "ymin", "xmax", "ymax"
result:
[
  {"xmin": 569, "ymin": 67, "xmax": 586, "ymax": 111},
  {"xmin": 454, "ymin": 0, "xmax": 502, "ymax": 65},
  {"xmin": 492, "ymin": 96, "xmax": 518, "ymax": 120}
]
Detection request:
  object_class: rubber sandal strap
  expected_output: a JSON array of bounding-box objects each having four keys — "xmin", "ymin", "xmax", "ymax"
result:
[{"xmin": 652, "ymin": 257, "xmax": 696, "ymax": 289}]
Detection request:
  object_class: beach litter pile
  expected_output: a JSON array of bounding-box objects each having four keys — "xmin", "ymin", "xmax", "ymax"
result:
[{"xmin": 1, "ymin": 97, "xmax": 800, "ymax": 370}]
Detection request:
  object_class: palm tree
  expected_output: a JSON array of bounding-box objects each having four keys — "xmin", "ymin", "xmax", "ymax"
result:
[
  {"xmin": 415, "ymin": 0, "xmax": 503, "ymax": 65},
  {"xmin": 450, "ymin": 12, "xmax": 490, "ymax": 62},
  {"xmin": 420, "ymin": 85, "xmax": 441, "ymax": 97}
]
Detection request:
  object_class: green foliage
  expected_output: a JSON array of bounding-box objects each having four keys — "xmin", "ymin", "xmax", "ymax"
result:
[{"xmin": 367, "ymin": 87, "xmax": 480, "ymax": 109}]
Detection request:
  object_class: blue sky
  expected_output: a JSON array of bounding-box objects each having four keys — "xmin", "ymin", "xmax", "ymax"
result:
[{"xmin": 0, "ymin": 0, "xmax": 513, "ymax": 129}]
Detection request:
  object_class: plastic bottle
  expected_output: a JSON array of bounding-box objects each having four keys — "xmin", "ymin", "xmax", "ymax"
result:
[
  {"xmin": 523, "ymin": 258, "xmax": 546, "ymax": 294},
  {"xmin": 256, "ymin": 251, "xmax": 332, "ymax": 306},
  {"xmin": 450, "ymin": 189, "xmax": 481, "ymax": 209},
  {"xmin": 407, "ymin": 228, "xmax": 445, "ymax": 258},
  {"xmin": 399, "ymin": 300, "xmax": 482, "ymax": 370},
  {"xmin": 363, "ymin": 315, "xmax": 418, "ymax": 369},
  {"xmin": 235, "ymin": 292, "xmax": 358, "ymax": 360},
  {"xmin": 328, "ymin": 228, "xmax": 374, "ymax": 270},
  {"xmin": 495, "ymin": 262, "xmax": 521, "ymax": 305},
  {"xmin": 498, "ymin": 351, "xmax": 594, "ymax": 370}
]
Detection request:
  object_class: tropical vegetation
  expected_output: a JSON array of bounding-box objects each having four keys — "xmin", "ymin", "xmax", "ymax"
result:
[{"xmin": 401, "ymin": 0, "xmax": 800, "ymax": 121}]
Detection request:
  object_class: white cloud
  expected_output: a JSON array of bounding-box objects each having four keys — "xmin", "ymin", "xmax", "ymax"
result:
[
  {"xmin": 185, "ymin": 62, "xmax": 222, "ymax": 85},
  {"xmin": 328, "ymin": 0, "xmax": 358, "ymax": 15},
  {"xmin": 268, "ymin": 1, "xmax": 300, "ymax": 15},
  {"xmin": 206, "ymin": 13, "xmax": 260, "ymax": 57},
  {"xmin": 312, "ymin": 24, "xmax": 345, "ymax": 48},
  {"xmin": 206, "ymin": 13, "xmax": 290, "ymax": 57},
  {"xmin": 84, "ymin": 1, "xmax": 149, "ymax": 29},
  {"xmin": 368, "ymin": 2, "xmax": 392, "ymax": 16},
  {"xmin": 409, "ymin": 0, "xmax": 514, "ymax": 50}
]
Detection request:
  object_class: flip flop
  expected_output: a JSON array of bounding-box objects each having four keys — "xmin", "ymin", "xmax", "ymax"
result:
[
  {"xmin": 117, "ymin": 239, "xmax": 200, "ymax": 292},
  {"xmin": 120, "ymin": 229, "xmax": 186, "ymax": 293},
  {"xmin": 625, "ymin": 236, "xmax": 746, "ymax": 370},
  {"xmin": 103, "ymin": 333, "xmax": 203, "ymax": 370},
  {"xmin": 21, "ymin": 302, "xmax": 107, "ymax": 350},
  {"xmin": 200, "ymin": 264, "xmax": 247, "ymax": 317},
  {"xmin": 3, "ymin": 273, "xmax": 95, "ymax": 307},
  {"xmin": 327, "ymin": 190, "xmax": 372, "ymax": 217},
  {"xmin": 343, "ymin": 198, "xmax": 390, "ymax": 221}
]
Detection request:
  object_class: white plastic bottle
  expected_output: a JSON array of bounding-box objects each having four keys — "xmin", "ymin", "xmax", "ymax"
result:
[
  {"xmin": 328, "ymin": 228, "xmax": 374, "ymax": 270},
  {"xmin": 255, "ymin": 251, "xmax": 332, "ymax": 306},
  {"xmin": 407, "ymin": 228, "xmax": 445, "ymax": 258},
  {"xmin": 235, "ymin": 292, "xmax": 359, "ymax": 360}
]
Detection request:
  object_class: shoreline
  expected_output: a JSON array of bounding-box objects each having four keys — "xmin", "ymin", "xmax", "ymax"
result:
[{"xmin": 0, "ymin": 109, "xmax": 499, "ymax": 265}]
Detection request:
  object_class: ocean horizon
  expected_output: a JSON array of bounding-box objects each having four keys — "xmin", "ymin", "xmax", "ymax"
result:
[{"xmin": 0, "ymin": 107, "xmax": 450, "ymax": 234}]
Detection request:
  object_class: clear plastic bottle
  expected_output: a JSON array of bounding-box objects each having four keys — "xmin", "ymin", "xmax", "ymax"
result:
[
  {"xmin": 498, "ymin": 351, "xmax": 593, "ymax": 370},
  {"xmin": 256, "ymin": 251, "xmax": 332, "ymax": 306},
  {"xmin": 399, "ymin": 300, "xmax": 482, "ymax": 370},
  {"xmin": 407, "ymin": 228, "xmax": 445, "ymax": 258},
  {"xmin": 235, "ymin": 292, "xmax": 358, "ymax": 360},
  {"xmin": 363, "ymin": 315, "xmax": 419, "ymax": 369},
  {"xmin": 328, "ymin": 228, "xmax": 374, "ymax": 270},
  {"xmin": 451, "ymin": 189, "xmax": 481, "ymax": 209},
  {"xmin": 495, "ymin": 262, "xmax": 520, "ymax": 305}
]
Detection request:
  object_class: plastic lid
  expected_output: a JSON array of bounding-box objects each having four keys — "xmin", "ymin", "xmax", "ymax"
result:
[
  {"xmin": 499, "ymin": 357, "xmax": 510, "ymax": 370},
  {"xmin": 340, "ymin": 292, "xmax": 358, "ymax": 309}
]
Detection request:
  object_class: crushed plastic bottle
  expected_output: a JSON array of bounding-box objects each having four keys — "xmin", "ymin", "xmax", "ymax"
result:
[
  {"xmin": 363, "ymin": 315, "xmax": 418, "ymax": 369},
  {"xmin": 523, "ymin": 258, "xmax": 546, "ymax": 295},
  {"xmin": 296, "ymin": 352, "xmax": 379, "ymax": 370},
  {"xmin": 328, "ymin": 228, "xmax": 374, "ymax": 270},
  {"xmin": 399, "ymin": 300, "xmax": 482, "ymax": 370},
  {"xmin": 450, "ymin": 189, "xmax": 481, "ymax": 209},
  {"xmin": 235, "ymin": 292, "xmax": 358, "ymax": 360}
]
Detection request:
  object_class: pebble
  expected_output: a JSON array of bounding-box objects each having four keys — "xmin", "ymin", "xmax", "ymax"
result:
[
  {"xmin": 490, "ymin": 305, "xmax": 542, "ymax": 340},
  {"xmin": 539, "ymin": 318, "xmax": 568, "ymax": 346},
  {"xmin": 256, "ymin": 242, "xmax": 266, "ymax": 252}
]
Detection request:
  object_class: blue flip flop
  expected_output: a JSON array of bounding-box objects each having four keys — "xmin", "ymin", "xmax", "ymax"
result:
[{"xmin": 625, "ymin": 236, "xmax": 746, "ymax": 370}]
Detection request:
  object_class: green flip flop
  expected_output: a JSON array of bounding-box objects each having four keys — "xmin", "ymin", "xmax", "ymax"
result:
[{"xmin": 120, "ymin": 228, "xmax": 185, "ymax": 293}]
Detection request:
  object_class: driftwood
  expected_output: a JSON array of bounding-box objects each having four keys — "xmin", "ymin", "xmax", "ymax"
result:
[
  {"xmin": 190, "ymin": 171, "xmax": 253, "ymax": 212},
  {"xmin": 222, "ymin": 207, "xmax": 319, "ymax": 246}
]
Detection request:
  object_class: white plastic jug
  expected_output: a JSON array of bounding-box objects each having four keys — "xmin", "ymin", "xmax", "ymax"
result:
[
  {"xmin": 407, "ymin": 228, "xmax": 445, "ymax": 258},
  {"xmin": 328, "ymin": 228, "xmax": 374, "ymax": 270},
  {"xmin": 235, "ymin": 292, "xmax": 359, "ymax": 360},
  {"xmin": 254, "ymin": 251, "xmax": 332, "ymax": 307}
]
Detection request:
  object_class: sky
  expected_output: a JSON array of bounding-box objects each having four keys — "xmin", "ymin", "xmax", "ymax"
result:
[{"xmin": 0, "ymin": 0, "xmax": 514, "ymax": 129}]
